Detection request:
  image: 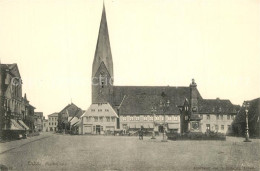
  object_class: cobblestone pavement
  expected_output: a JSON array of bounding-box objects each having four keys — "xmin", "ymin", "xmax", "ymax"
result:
[{"xmin": 0, "ymin": 134, "xmax": 259, "ymax": 171}]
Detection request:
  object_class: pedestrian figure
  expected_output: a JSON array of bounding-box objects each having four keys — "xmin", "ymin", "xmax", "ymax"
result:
[{"xmin": 139, "ymin": 129, "xmax": 143, "ymax": 140}]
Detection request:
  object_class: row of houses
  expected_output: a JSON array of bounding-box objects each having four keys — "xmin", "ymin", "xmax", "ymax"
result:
[{"xmin": 0, "ymin": 63, "xmax": 43, "ymax": 140}]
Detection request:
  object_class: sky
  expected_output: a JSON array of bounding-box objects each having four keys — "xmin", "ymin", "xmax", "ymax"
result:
[{"xmin": 0, "ymin": 0, "xmax": 259, "ymax": 117}]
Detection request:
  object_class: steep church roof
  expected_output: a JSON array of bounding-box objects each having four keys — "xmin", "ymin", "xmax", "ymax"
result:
[
  {"xmin": 92, "ymin": 4, "xmax": 113, "ymax": 78},
  {"xmin": 113, "ymin": 86, "xmax": 202, "ymax": 115}
]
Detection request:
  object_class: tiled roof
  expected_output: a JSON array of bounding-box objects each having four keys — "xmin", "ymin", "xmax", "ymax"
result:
[
  {"xmin": 59, "ymin": 103, "xmax": 83, "ymax": 118},
  {"xmin": 48, "ymin": 112, "xmax": 59, "ymax": 117},
  {"xmin": 82, "ymin": 103, "xmax": 118, "ymax": 118},
  {"xmin": 113, "ymin": 86, "xmax": 202, "ymax": 115},
  {"xmin": 198, "ymin": 98, "xmax": 239, "ymax": 114}
]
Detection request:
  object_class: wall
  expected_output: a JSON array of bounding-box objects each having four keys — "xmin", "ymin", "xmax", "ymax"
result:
[{"xmin": 200, "ymin": 114, "xmax": 236, "ymax": 134}]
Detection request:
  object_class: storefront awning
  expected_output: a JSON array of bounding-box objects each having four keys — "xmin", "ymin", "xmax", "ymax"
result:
[
  {"xmin": 142, "ymin": 123, "xmax": 154, "ymax": 128},
  {"xmin": 168, "ymin": 123, "xmax": 179, "ymax": 129},
  {"xmin": 10, "ymin": 119, "xmax": 25, "ymax": 130},
  {"xmin": 18, "ymin": 120, "xmax": 30, "ymax": 130}
]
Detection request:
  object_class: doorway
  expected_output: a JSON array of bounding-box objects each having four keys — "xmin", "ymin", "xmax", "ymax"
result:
[
  {"xmin": 96, "ymin": 125, "xmax": 101, "ymax": 134},
  {"xmin": 158, "ymin": 125, "xmax": 164, "ymax": 133}
]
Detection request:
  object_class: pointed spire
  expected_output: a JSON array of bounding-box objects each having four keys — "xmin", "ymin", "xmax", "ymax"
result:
[{"xmin": 92, "ymin": 2, "xmax": 113, "ymax": 78}]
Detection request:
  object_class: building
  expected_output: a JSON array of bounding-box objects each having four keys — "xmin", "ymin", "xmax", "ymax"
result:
[
  {"xmin": 57, "ymin": 103, "xmax": 83, "ymax": 133},
  {"xmin": 90, "ymin": 5, "xmax": 239, "ymax": 135},
  {"xmin": 80, "ymin": 103, "xmax": 118, "ymax": 135},
  {"xmin": 34, "ymin": 112, "xmax": 44, "ymax": 132},
  {"xmin": 48, "ymin": 113, "xmax": 58, "ymax": 132},
  {"xmin": 0, "ymin": 63, "xmax": 35, "ymax": 139},
  {"xmin": 43, "ymin": 117, "xmax": 48, "ymax": 132}
]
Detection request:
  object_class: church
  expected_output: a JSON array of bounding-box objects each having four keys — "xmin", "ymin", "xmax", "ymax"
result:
[{"xmin": 81, "ymin": 4, "xmax": 239, "ymax": 135}]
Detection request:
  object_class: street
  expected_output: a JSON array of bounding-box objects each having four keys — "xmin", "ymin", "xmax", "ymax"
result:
[{"xmin": 0, "ymin": 133, "xmax": 259, "ymax": 171}]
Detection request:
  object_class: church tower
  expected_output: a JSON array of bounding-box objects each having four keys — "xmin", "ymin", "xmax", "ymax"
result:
[{"xmin": 92, "ymin": 4, "xmax": 114, "ymax": 104}]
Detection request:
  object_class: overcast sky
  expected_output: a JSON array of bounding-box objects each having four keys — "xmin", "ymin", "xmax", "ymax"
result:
[{"xmin": 0, "ymin": 0, "xmax": 259, "ymax": 117}]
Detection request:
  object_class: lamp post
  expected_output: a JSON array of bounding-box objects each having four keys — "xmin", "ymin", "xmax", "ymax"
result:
[
  {"xmin": 151, "ymin": 106, "xmax": 157, "ymax": 139},
  {"xmin": 244, "ymin": 101, "xmax": 251, "ymax": 142},
  {"xmin": 160, "ymin": 99, "xmax": 170, "ymax": 142}
]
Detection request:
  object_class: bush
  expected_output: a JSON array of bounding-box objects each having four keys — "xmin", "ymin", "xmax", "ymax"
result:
[{"xmin": 166, "ymin": 131, "xmax": 226, "ymax": 141}]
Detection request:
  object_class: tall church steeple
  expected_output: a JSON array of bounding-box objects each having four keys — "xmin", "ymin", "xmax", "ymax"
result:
[
  {"xmin": 92, "ymin": 3, "xmax": 113, "ymax": 78},
  {"xmin": 92, "ymin": 3, "xmax": 114, "ymax": 104}
]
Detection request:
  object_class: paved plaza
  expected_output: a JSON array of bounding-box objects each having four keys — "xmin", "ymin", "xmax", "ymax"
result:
[{"xmin": 0, "ymin": 133, "xmax": 259, "ymax": 171}]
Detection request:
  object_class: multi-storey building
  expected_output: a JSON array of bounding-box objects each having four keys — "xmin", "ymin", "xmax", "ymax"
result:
[
  {"xmin": 34, "ymin": 112, "xmax": 43, "ymax": 132},
  {"xmin": 48, "ymin": 113, "xmax": 58, "ymax": 132},
  {"xmin": 0, "ymin": 63, "xmax": 35, "ymax": 139},
  {"xmin": 80, "ymin": 103, "xmax": 118, "ymax": 135}
]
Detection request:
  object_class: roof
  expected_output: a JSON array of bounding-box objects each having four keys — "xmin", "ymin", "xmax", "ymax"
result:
[
  {"xmin": 113, "ymin": 85, "xmax": 202, "ymax": 115},
  {"xmin": 197, "ymin": 98, "xmax": 239, "ymax": 114},
  {"xmin": 81, "ymin": 103, "xmax": 118, "ymax": 118},
  {"xmin": 92, "ymin": 4, "xmax": 113, "ymax": 77},
  {"xmin": 59, "ymin": 103, "xmax": 83, "ymax": 117},
  {"xmin": 48, "ymin": 112, "xmax": 59, "ymax": 117},
  {"xmin": 35, "ymin": 112, "xmax": 43, "ymax": 117}
]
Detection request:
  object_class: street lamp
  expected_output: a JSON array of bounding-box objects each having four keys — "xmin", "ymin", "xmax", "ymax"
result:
[
  {"xmin": 244, "ymin": 101, "xmax": 251, "ymax": 142},
  {"xmin": 160, "ymin": 99, "xmax": 170, "ymax": 142},
  {"xmin": 151, "ymin": 106, "xmax": 157, "ymax": 139}
]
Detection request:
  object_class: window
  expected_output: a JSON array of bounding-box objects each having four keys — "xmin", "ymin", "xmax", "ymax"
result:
[
  {"xmin": 168, "ymin": 115, "xmax": 172, "ymax": 121},
  {"xmin": 207, "ymin": 115, "xmax": 210, "ymax": 120},
  {"xmin": 216, "ymin": 115, "xmax": 219, "ymax": 120},
  {"xmin": 149, "ymin": 115, "xmax": 153, "ymax": 121},
  {"xmin": 123, "ymin": 116, "xmax": 127, "ymax": 121},
  {"xmin": 155, "ymin": 116, "xmax": 159, "ymax": 121},
  {"xmin": 227, "ymin": 115, "xmax": 230, "ymax": 120},
  {"xmin": 98, "ymin": 109, "xmax": 102, "ymax": 112},
  {"xmin": 93, "ymin": 126, "xmax": 95, "ymax": 132},
  {"xmin": 106, "ymin": 117, "xmax": 110, "ymax": 122},
  {"xmin": 173, "ymin": 115, "xmax": 178, "ymax": 121},
  {"xmin": 130, "ymin": 116, "xmax": 133, "ymax": 121},
  {"xmin": 221, "ymin": 125, "xmax": 224, "ymax": 130},
  {"xmin": 144, "ymin": 116, "xmax": 147, "ymax": 121},
  {"xmin": 221, "ymin": 115, "xmax": 223, "ymax": 120},
  {"xmin": 99, "ymin": 117, "xmax": 103, "ymax": 122},
  {"xmin": 206, "ymin": 124, "xmax": 210, "ymax": 131},
  {"xmin": 185, "ymin": 116, "xmax": 188, "ymax": 120},
  {"xmin": 105, "ymin": 109, "xmax": 109, "ymax": 112},
  {"xmin": 135, "ymin": 116, "xmax": 139, "ymax": 121},
  {"xmin": 161, "ymin": 116, "xmax": 164, "ymax": 121},
  {"xmin": 49, "ymin": 122, "xmax": 50, "ymax": 125},
  {"xmin": 215, "ymin": 125, "xmax": 219, "ymax": 131},
  {"xmin": 231, "ymin": 115, "xmax": 234, "ymax": 120},
  {"xmin": 111, "ymin": 117, "xmax": 115, "ymax": 122},
  {"xmin": 91, "ymin": 109, "xmax": 95, "ymax": 112}
]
